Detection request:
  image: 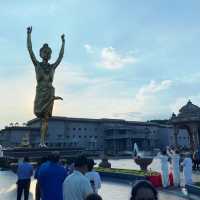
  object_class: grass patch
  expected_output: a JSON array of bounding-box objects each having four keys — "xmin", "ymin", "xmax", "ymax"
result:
[
  {"xmin": 195, "ymin": 182, "xmax": 200, "ymax": 187},
  {"xmin": 95, "ymin": 167, "xmax": 159, "ymax": 176}
]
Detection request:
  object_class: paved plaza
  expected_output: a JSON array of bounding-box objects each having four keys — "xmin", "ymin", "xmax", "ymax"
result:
[
  {"xmin": 158, "ymin": 171, "xmax": 200, "ymax": 200},
  {"xmin": 159, "ymin": 188, "xmax": 199, "ymax": 200},
  {"xmin": 0, "ymin": 170, "xmax": 199, "ymax": 200},
  {"xmin": 100, "ymin": 180, "xmax": 200, "ymax": 200},
  {"xmin": 1, "ymin": 159, "xmax": 200, "ymax": 200}
]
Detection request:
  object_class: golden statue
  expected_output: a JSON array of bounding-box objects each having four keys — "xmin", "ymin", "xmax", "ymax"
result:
[{"xmin": 27, "ymin": 26, "xmax": 65, "ymax": 147}]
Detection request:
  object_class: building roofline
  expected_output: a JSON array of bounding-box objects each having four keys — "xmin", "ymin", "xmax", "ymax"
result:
[
  {"xmin": 27, "ymin": 116, "xmax": 172, "ymax": 128},
  {"xmin": 0, "ymin": 126, "xmax": 39, "ymax": 133}
]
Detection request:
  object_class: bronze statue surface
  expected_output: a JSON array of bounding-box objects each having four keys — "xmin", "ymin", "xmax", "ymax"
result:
[{"xmin": 27, "ymin": 26, "xmax": 65, "ymax": 147}]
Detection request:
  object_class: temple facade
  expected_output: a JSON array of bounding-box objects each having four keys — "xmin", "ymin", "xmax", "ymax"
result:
[{"xmin": 171, "ymin": 100, "xmax": 200, "ymax": 151}]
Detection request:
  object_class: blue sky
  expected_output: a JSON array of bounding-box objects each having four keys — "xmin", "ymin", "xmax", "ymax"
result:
[{"xmin": 1, "ymin": 0, "xmax": 200, "ymax": 128}]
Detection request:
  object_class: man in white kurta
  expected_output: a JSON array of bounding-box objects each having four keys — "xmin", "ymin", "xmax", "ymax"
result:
[
  {"xmin": 167, "ymin": 148, "xmax": 180, "ymax": 187},
  {"xmin": 63, "ymin": 156, "xmax": 93, "ymax": 200},
  {"xmin": 182, "ymin": 155, "xmax": 193, "ymax": 185},
  {"xmin": 85, "ymin": 159, "xmax": 101, "ymax": 193},
  {"xmin": 158, "ymin": 150, "xmax": 169, "ymax": 188}
]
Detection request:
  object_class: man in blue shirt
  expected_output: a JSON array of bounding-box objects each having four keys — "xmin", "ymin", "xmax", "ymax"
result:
[
  {"xmin": 38, "ymin": 152, "xmax": 67, "ymax": 200},
  {"xmin": 34, "ymin": 157, "xmax": 47, "ymax": 200},
  {"xmin": 17, "ymin": 157, "xmax": 33, "ymax": 200}
]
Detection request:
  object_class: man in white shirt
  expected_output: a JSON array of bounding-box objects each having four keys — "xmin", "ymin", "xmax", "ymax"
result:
[
  {"xmin": 167, "ymin": 147, "xmax": 180, "ymax": 187},
  {"xmin": 182, "ymin": 154, "xmax": 193, "ymax": 185},
  {"xmin": 85, "ymin": 159, "xmax": 101, "ymax": 193},
  {"xmin": 63, "ymin": 155, "xmax": 93, "ymax": 200},
  {"xmin": 157, "ymin": 150, "xmax": 169, "ymax": 188}
]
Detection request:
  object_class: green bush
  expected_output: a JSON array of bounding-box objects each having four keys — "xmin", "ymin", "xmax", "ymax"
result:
[
  {"xmin": 95, "ymin": 167, "xmax": 159, "ymax": 176},
  {"xmin": 196, "ymin": 182, "xmax": 200, "ymax": 187}
]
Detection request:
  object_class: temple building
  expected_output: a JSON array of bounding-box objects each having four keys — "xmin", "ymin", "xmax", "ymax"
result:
[
  {"xmin": 171, "ymin": 100, "xmax": 200, "ymax": 151},
  {"xmin": 0, "ymin": 116, "xmax": 190, "ymax": 155}
]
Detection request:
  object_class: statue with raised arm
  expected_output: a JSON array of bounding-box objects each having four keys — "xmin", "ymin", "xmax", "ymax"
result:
[{"xmin": 27, "ymin": 26, "xmax": 65, "ymax": 147}]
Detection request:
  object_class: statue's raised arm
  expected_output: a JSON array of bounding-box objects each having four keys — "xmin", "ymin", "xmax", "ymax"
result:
[
  {"xmin": 52, "ymin": 34, "xmax": 65, "ymax": 69},
  {"xmin": 27, "ymin": 26, "xmax": 38, "ymax": 66}
]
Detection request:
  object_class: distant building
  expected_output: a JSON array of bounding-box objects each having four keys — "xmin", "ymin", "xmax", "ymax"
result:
[
  {"xmin": 171, "ymin": 100, "xmax": 200, "ymax": 151},
  {"xmin": 0, "ymin": 116, "xmax": 190, "ymax": 154},
  {"xmin": 0, "ymin": 126, "xmax": 39, "ymax": 148}
]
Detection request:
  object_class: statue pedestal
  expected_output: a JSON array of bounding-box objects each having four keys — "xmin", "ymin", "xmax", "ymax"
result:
[{"xmin": 3, "ymin": 147, "xmax": 84, "ymax": 160}]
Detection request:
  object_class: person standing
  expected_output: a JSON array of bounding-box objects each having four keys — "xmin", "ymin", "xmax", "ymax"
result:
[
  {"xmin": 65, "ymin": 160, "xmax": 75, "ymax": 176},
  {"xmin": 182, "ymin": 154, "xmax": 193, "ymax": 185},
  {"xmin": 193, "ymin": 151, "xmax": 198, "ymax": 170},
  {"xmin": 167, "ymin": 148, "xmax": 180, "ymax": 187},
  {"xmin": 85, "ymin": 159, "xmax": 101, "ymax": 193},
  {"xmin": 157, "ymin": 150, "xmax": 169, "ymax": 188},
  {"xmin": 63, "ymin": 155, "xmax": 93, "ymax": 200},
  {"xmin": 34, "ymin": 157, "xmax": 47, "ymax": 200},
  {"xmin": 38, "ymin": 152, "xmax": 67, "ymax": 200},
  {"xmin": 130, "ymin": 180, "xmax": 158, "ymax": 200},
  {"xmin": 16, "ymin": 157, "xmax": 33, "ymax": 200},
  {"xmin": 98, "ymin": 157, "xmax": 111, "ymax": 168}
]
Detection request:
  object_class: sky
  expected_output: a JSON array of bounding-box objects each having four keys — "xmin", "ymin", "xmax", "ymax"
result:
[{"xmin": 1, "ymin": 0, "xmax": 200, "ymax": 128}]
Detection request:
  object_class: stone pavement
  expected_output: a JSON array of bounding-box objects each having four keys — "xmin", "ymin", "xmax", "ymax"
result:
[
  {"xmin": 192, "ymin": 170, "xmax": 200, "ymax": 183},
  {"xmin": 100, "ymin": 171, "xmax": 200, "ymax": 200},
  {"xmin": 100, "ymin": 180, "xmax": 200, "ymax": 200},
  {"xmin": 159, "ymin": 189, "xmax": 187, "ymax": 200},
  {"xmin": 159, "ymin": 188, "xmax": 192, "ymax": 200},
  {"xmin": 158, "ymin": 171, "xmax": 200, "ymax": 200},
  {"xmin": 0, "ymin": 170, "xmax": 199, "ymax": 200},
  {"xmin": 158, "ymin": 170, "xmax": 200, "ymax": 200}
]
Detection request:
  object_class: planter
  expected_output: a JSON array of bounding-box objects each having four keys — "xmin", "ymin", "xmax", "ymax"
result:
[
  {"xmin": 98, "ymin": 171, "xmax": 147, "ymax": 181},
  {"xmin": 96, "ymin": 168, "xmax": 162, "ymax": 184},
  {"xmin": 146, "ymin": 174, "xmax": 162, "ymax": 187},
  {"xmin": 186, "ymin": 184, "xmax": 200, "ymax": 196},
  {"xmin": 134, "ymin": 157, "xmax": 153, "ymax": 171}
]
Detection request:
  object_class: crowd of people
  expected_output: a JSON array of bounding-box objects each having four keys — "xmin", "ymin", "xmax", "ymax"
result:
[
  {"xmin": 16, "ymin": 147, "xmax": 198, "ymax": 200},
  {"xmin": 158, "ymin": 147, "xmax": 193, "ymax": 188},
  {"xmin": 16, "ymin": 153, "xmax": 160, "ymax": 200}
]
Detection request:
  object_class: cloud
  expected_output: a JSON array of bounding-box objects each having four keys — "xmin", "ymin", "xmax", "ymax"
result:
[
  {"xmin": 84, "ymin": 44, "xmax": 138, "ymax": 70},
  {"xmin": 169, "ymin": 97, "xmax": 187, "ymax": 115},
  {"xmin": 99, "ymin": 47, "xmax": 137, "ymax": 69},
  {"xmin": 54, "ymin": 63, "xmax": 135, "ymax": 118},
  {"xmin": 135, "ymin": 80, "xmax": 172, "ymax": 99},
  {"xmin": 0, "ymin": 62, "xmax": 133, "ymax": 128},
  {"xmin": 112, "ymin": 112, "xmax": 143, "ymax": 119},
  {"xmin": 0, "ymin": 66, "xmax": 35, "ymax": 128},
  {"xmin": 0, "ymin": 62, "xmax": 173, "ymax": 129},
  {"xmin": 84, "ymin": 44, "xmax": 94, "ymax": 54},
  {"xmin": 133, "ymin": 80, "xmax": 172, "ymax": 112},
  {"xmin": 0, "ymin": 63, "xmax": 92, "ymax": 129},
  {"xmin": 169, "ymin": 95, "xmax": 200, "ymax": 115},
  {"xmin": 113, "ymin": 80, "xmax": 173, "ymax": 120}
]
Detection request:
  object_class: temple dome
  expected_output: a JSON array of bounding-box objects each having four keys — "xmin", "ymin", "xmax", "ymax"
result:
[{"xmin": 178, "ymin": 100, "xmax": 200, "ymax": 117}]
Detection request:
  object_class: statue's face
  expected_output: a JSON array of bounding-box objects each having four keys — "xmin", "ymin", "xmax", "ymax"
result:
[
  {"xmin": 40, "ymin": 49, "xmax": 51, "ymax": 61},
  {"xmin": 40, "ymin": 44, "xmax": 52, "ymax": 61}
]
